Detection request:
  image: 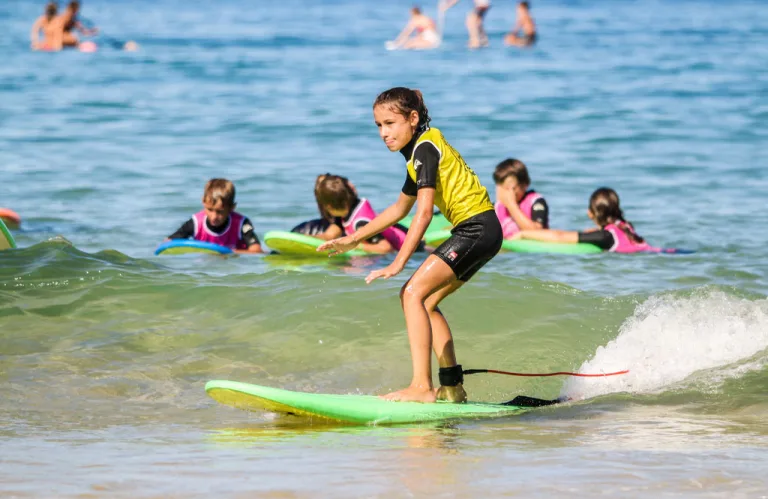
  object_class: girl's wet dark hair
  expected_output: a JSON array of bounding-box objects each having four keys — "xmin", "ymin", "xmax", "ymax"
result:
[
  {"xmin": 315, "ymin": 174, "xmax": 359, "ymax": 219},
  {"xmin": 373, "ymin": 87, "xmax": 431, "ymax": 132},
  {"xmin": 589, "ymin": 187, "xmax": 644, "ymax": 244}
]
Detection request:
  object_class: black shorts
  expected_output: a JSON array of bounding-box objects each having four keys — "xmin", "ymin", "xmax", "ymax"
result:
[{"xmin": 433, "ymin": 210, "xmax": 502, "ymax": 282}]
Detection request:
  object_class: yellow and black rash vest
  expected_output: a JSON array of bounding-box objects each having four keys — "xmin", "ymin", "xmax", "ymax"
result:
[{"xmin": 400, "ymin": 127, "xmax": 493, "ymax": 226}]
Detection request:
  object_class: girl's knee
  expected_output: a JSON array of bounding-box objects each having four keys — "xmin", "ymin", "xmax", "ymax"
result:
[{"xmin": 400, "ymin": 281, "xmax": 427, "ymax": 306}]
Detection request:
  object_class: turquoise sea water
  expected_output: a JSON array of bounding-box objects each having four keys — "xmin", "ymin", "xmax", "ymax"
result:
[{"xmin": 1, "ymin": 0, "xmax": 767, "ymax": 496}]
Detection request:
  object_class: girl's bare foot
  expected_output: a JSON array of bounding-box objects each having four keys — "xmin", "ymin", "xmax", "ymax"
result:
[{"xmin": 380, "ymin": 385, "xmax": 438, "ymax": 403}]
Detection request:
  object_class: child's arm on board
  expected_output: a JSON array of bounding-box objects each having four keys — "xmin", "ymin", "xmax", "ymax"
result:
[
  {"xmin": 167, "ymin": 219, "xmax": 195, "ymax": 240},
  {"xmin": 498, "ymin": 187, "xmax": 544, "ymax": 231},
  {"xmin": 365, "ymin": 188, "xmax": 434, "ymax": 283},
  {"xmin": 234, "ymin": 218, "xmax": 264, "ymax": 253},
  {"xmin": 317, "ymin": 193, "xmax": 415, "ymax": 255},
  {"xmin": 360, "ymin": 239, "xmax": 394, "ymax": 254},
  {"xmin": 236, "ymin": 243, "xmax": 263, "ymax": 254},
  {"xmin": 315, "ymin": 223, "xmax": 343, "ymax": 241},
  {"xmin": 514, "ymin": 229, "xmax": 577, "ymax": 244}
]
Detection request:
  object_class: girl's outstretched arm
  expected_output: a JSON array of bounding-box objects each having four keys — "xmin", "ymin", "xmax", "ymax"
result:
[
  {"xmin": 317, "ymin": 193, "xmax": 415, "ymax": 255},
  {"xmin": 515, "ymin": 229, "xmax": 577, "ymax": 243},
  {"xmin": 366, "ymin": 188, "xmax": 434, "ymax": 283}
]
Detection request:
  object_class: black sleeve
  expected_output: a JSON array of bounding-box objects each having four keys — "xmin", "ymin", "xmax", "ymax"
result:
[
  {"xmin": 354, "ymin": 220, "xmax": 383, "ymax": 244},
  {"xmin": 401, "ymin": 141, "xmax": 440, "ymax": 195},
  {"xmin": 168, "ymin": 219, "xmax": 195, "ymax": 239},
  {"xmin": 530, "ymin": 198, "xmax": 549, "ymax": 228},
  {"xmin": 412, "ymin": 142, "xmax": 440, "ymax": 189},
  {"xmin": 578, "ymin": 230, "xmax": 614, "ymax": 250},
  {"xmin": 240, "ymin": 217, "xmax": 260, "ymax": 247},
  {"xmin": 402, "ymin": 172, "xmax": 417, "ymax": 196}
]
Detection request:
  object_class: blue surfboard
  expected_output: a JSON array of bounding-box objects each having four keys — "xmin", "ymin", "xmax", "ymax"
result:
[{"xmin": 154, "ymin": 240, "xmax": 233, "ymax": 255}]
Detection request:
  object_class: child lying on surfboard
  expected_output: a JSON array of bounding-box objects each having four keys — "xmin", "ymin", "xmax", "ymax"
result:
[
  {"xmin": 294, "ymin": 174, "xmax": 415, "ymax": 254},
  {"xmin": 166, "ymin": 178, "xmax": 263, "ymax": 254},
  {"xmin": 513, "ymin": 187, "xmax": 662, "ymax": 253}
]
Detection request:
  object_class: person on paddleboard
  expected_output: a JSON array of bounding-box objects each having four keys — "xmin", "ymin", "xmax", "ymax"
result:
[
  {"xmin": 386, "ymin": 6, "xmax": 441, "ymax": 50},
  {"xmin": 30, "ymin": 2, "xmax": 63, "ymax": 51},
  {"xmin": 167, "ymin": 178, "xmax": 263, "ymax": 253},
  {"xmin": 318, "ymin": 87, "xmax": 502, "ymax": 403},
  {"xmin": 493, "ymin": 158, "xmax": 549, "ymax": 239},
  {"xmin": 513, "ymin": 187, "xmax": 660, "ymax": 253}
]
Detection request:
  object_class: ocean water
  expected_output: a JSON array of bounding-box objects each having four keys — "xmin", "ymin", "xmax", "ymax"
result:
[{"xmin": 1, "ymin": 0, "xmax": 767, "ymax": 497}]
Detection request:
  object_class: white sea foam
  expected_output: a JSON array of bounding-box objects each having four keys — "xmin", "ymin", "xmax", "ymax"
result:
[{"xmin": 562, "ymin": 290, "xmax": 768, "ymax": 400}]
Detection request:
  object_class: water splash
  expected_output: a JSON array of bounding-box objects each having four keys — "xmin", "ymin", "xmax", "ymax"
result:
[{"xmin": 562, "ymin": 290, "xmax": 768, "ymax": 400}]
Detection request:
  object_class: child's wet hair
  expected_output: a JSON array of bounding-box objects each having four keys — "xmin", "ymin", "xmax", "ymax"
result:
[
  {"xmin": 315, "ymin": 174, "xmax": 358, "ymax": 216},
  {"xmin": 411, "ymin": 6, "xmax": 422, "ymax": 15},
  {"xmin": 493, "ymin": 158, "xmax": 531, "ymax": 186},
  {"xmin": 520, "ymin": 1, "xmax": 530, "ymax": 9},
  {"xmin": 589, "ymin": 187, "xmax": 645, "ymax": 244},
  {"xmin": 373, "ymin": 87, "xmax": 431, "ymax": 131},
  {"xmin": 203, "ymin": 178, "xmax": 236, "ymax": 207}
]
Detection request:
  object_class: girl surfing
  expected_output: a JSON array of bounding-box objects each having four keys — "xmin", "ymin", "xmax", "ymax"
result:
[{"xmin": 318, "ymin": 87, "xmax": 502, "ymax": 403}]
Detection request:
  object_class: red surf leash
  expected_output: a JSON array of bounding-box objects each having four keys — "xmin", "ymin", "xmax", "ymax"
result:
[{"xmin": 463, "ymin": 368, "xmax": 629, "ymax": 378}]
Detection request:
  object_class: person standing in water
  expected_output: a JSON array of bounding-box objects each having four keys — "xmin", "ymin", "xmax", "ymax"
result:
[
  {"xmin": 387, "ymin": 6, "xmax": 441, "ymax": 50},
  {"xmin": 504, "ymin": 1, "xmax": 537, "ymax": 47},
  {"xmin": 30, "ymin": 2, "xmax": 62, "ymax": 51},
  {"xmin": 319, "ymin": 88, "xmax": 502, "ymax": 403},
  {"xmin": 440, "ymin": 0, "xmax": 491, "ymax": 49},
  {"xmin": 58, "ymin": 1, "xmax": 97, "ymax": 48}
]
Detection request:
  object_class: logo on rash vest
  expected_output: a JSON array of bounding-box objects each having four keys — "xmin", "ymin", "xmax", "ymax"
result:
[
  {"xmin": 448, "ymin": 250, "xmax": 458, "ymax": 261},
  {"xmin": 414, "ymin": 159, "xmax": 422, "ymax": 170}
]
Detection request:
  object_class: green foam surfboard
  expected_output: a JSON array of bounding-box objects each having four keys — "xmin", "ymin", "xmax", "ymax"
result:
[
  {"xmin": 205, "ymin": 380, "xmax": 524, "ymax": 425},
  {"xmin": 265, "ymin": 231, "xmax": 370, "ymax": 258},
  {"xmin": 423, "ymin": 230, "xmax": 603, "ymax": 254},
  {"xmin": 399, "ymin": 213, "xmax": 451, "ymax": 234},
  {"xmin": 0, "ymin": 218, "xmax": 16, "ymax": 251}
]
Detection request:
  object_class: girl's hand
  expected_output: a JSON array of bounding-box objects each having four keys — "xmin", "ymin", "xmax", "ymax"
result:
[
  {"xmin": 510, "ymin": 231, "xmax": 524, "ymax": 240},
  {"xmin": 317, "ymin": 235, "xmax": 358, "ymax": 256},
  {"xmin": 365, "ymin": 262, "xmax": 404, "ymax": 284}
]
